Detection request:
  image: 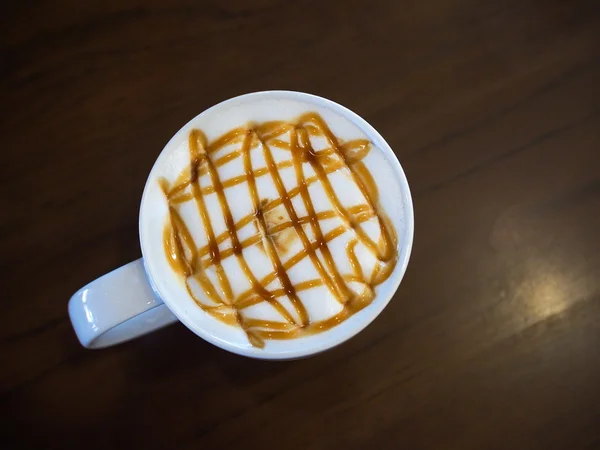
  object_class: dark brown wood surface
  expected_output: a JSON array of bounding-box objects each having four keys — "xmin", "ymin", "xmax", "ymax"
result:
[{"xmin": 2, "ymin": 0, "xmax": 600, "ymax": 448}]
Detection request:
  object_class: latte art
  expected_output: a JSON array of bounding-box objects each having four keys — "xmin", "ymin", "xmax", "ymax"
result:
[{"xmin": 160, "ymin": 112, "xmax": 398, "ymax": 348}]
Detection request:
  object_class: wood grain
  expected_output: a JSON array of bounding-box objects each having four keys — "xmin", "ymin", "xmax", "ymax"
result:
[{"xmin": 2, "ymin": 0, "xmax": 600, "ymax": 448}]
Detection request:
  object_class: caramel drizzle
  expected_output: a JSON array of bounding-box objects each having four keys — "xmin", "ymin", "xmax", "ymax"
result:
[{"xmin": 162, "ymin": 112, "xmax": 398, "ymax": 348}]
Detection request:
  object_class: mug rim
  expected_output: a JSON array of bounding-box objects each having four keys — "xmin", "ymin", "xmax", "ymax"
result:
[{"xmin": 139, "ymin": 90, "xmax": 414, "ymax": 359}]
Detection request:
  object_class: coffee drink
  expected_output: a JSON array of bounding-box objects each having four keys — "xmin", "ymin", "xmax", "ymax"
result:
[{"xmin": 158, "ymin": 109, "xmax": 399, "ymax": 348}]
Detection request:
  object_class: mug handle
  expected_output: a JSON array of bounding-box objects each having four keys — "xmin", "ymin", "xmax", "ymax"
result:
[{"xmin": 68, "ymin": 258, "xmax": 178, "ymax": 348}]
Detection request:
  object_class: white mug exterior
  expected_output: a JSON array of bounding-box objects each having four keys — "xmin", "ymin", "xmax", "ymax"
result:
[
  {"xmin": 68, "ymin": 259, "xmax": 178, "ymax": 349},
  {"xmin": 68, "ymin": 91, "xmax": 414, "ymax": 359}
]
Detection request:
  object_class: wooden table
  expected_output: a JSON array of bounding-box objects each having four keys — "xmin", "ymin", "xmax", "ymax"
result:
[{"xmin": 2, "ymin": 1, "xmax": 600, "ymax": 448}]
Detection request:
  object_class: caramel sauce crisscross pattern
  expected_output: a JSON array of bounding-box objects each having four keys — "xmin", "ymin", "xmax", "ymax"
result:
[{"xmin": 161, "ymin": 112, "xmax": 398, "ymax": 347}]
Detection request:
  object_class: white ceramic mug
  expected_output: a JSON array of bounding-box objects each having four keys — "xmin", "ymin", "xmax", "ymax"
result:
[{"xmin": 68, "ymin": 91, "xmax": 414, "ymax": 359}]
